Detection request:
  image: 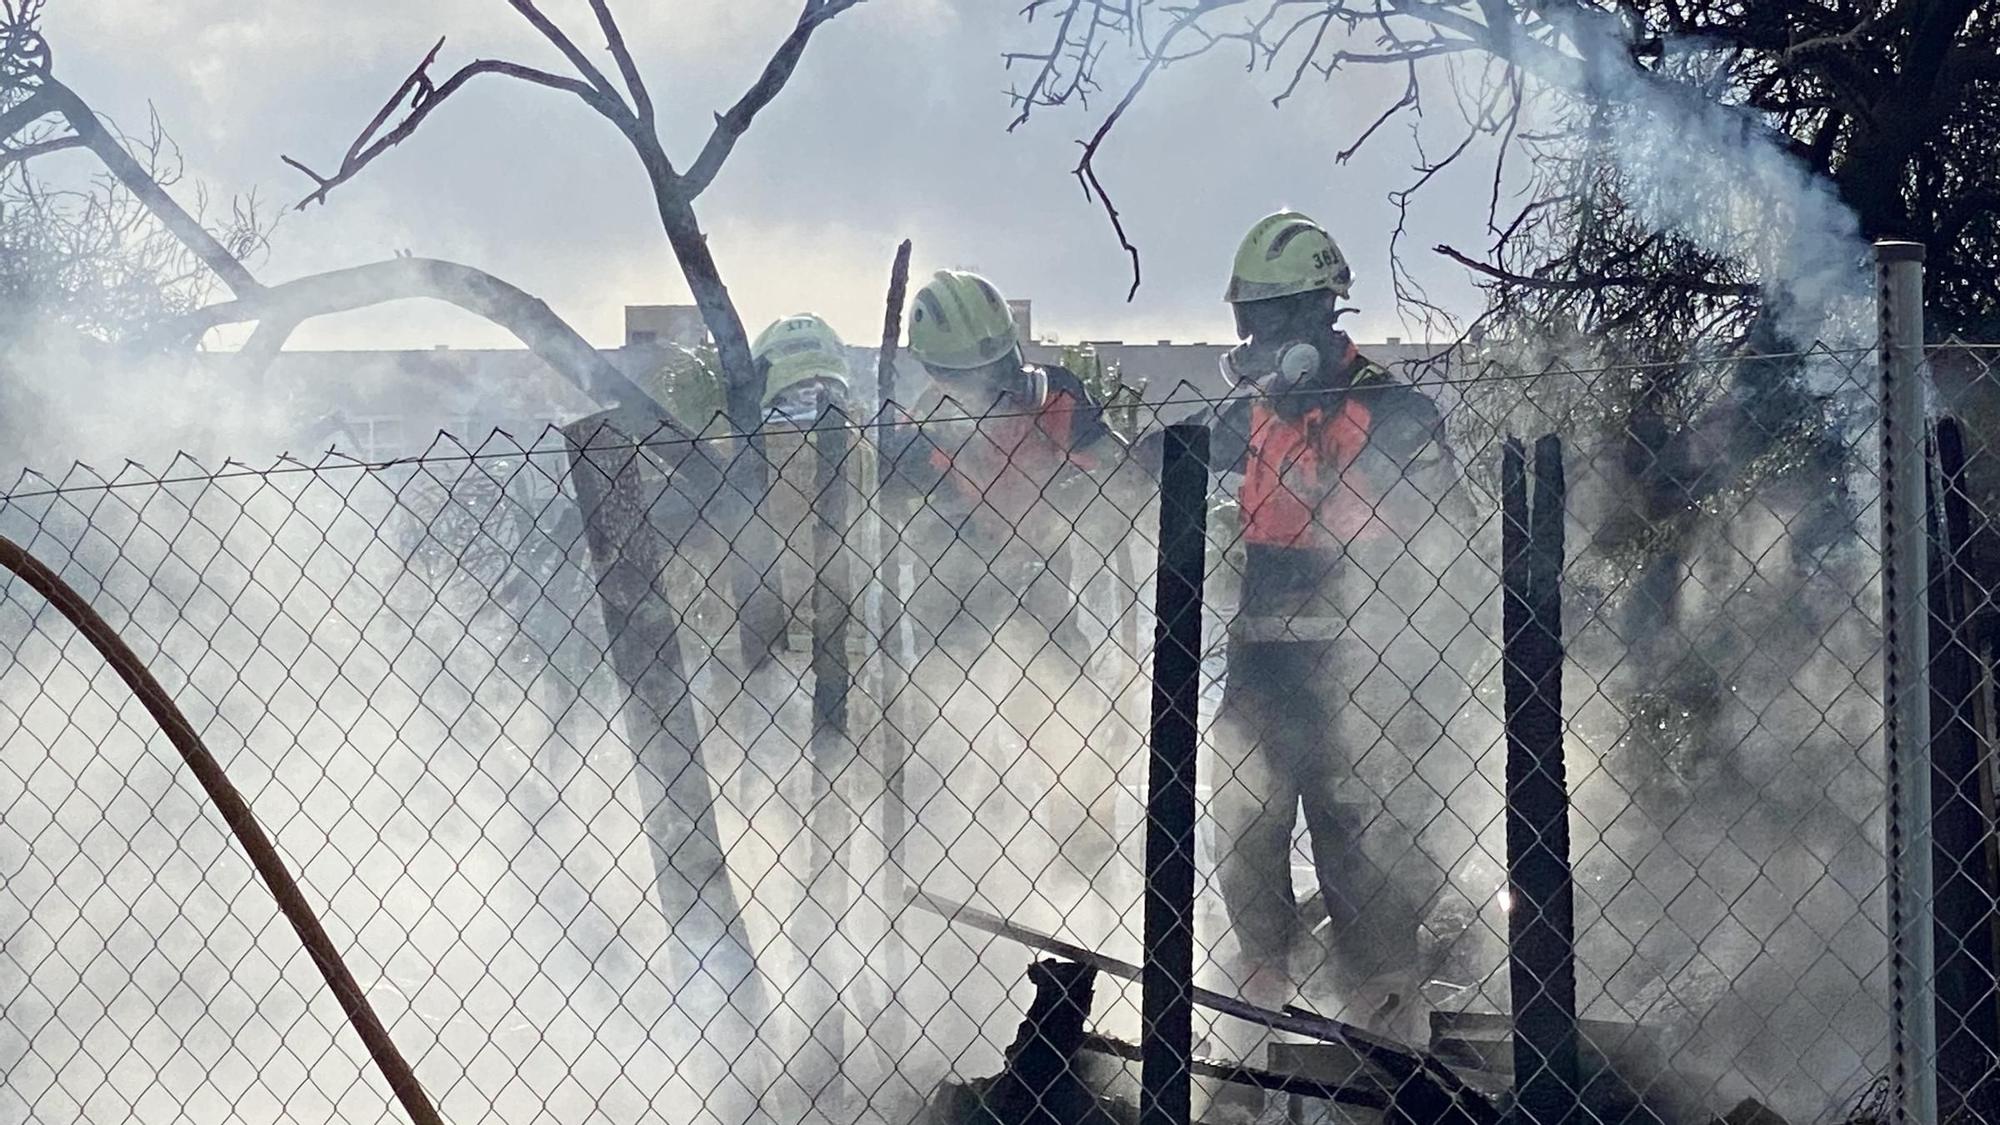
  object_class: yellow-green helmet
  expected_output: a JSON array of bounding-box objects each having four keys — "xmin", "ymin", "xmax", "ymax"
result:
[
  {"xmin": 752, "ymin": 313, "xmax": 850, "ymax": 408},
  {"xmin": 1224, "ymin": 211, "xmax": 1353, "ymax": 304},
  {"xmin": 908, "ymin": 270, "xmax": 1021, "ymax": 371}
]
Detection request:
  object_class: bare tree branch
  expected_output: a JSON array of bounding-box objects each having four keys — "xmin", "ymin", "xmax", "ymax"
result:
[
  {"xmin": 1007, "ymin": 1, "xmax": 1086, "ymax": 128},
  {"xmin": 503, "ymin": 0, "xmax": 628, "ymax": 112},
  {"xmin": 169, "ymin": 257, "xmax": 671, "ymax": 411},
  {"xmin": 1433, "ymin": 242, "xmax": 1757, "ymax": 296},
  {"xmin": 1071, "ymin": 0, "xmax": 1238, "ymax": 299},
  {"xmin": 1270, "ymin": 9, "xmax": 1337, "ymax": 105},
  {"xmin": 35, "ymin": 77, "xmax": 263, "ymax": 298},
  {"xmin": 275, "ymin": 0, "xmax": 870, "ymax": 445},
  {"xmin": 1486, "ymin": 67, "xmax": 1523, "ymax": 234},
  {"xmin": 1337, "ymin": 59, "xmax": 1420, "ymax": 162},
  {"xmin": 283, "ymin": 49, "xmax": 614, "ymax": 210},
  {"xmin": 1006, "ymin": 0, "xmax": 1131, "ymax": 128},
  {"xmin": 0, "ymin": 87, "xmax": 53, "ymax": 137},
  {"xmin": 587, "ymin": 0, "xmax": 654, "ymax": 124},
  {"xmin": 680, "ymin": 0, "xmax": 870, "ymax": 198},
  {"xmin": 232, "ymin": 314, "xmax": 300, "ymax": 383},
  {"xmin": 0, "ymin": 131, "xmax": 78, "ymax": 171}
]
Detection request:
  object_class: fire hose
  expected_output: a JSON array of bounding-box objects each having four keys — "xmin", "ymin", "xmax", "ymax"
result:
[{"xmin": 0, "ymin": 536, "xmax": 445, "ymax": 1125}]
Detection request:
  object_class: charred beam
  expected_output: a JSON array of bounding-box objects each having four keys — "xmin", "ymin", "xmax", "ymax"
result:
[
  {"xmin": 909, "ymin": 889, "xmax": 1498, "ymax": 1125},
  {"xmin": 1501, "ymin": 434, "xmax": 1578, "ymax": 1125},
  {"xmin": 1142, "ymin": 423, "xmax": 1207, "ymax": 1125}
]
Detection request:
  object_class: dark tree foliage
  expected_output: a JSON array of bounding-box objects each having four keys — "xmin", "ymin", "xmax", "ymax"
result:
[{"xmin": 1009, "ymin": 0, "xmax": 2000, "ymax": 345}]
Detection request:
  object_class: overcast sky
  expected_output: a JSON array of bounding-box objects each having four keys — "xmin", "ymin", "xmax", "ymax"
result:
[{"xmin": 41, "ymin": 1, "xmax": 1502, "ymax": 351}]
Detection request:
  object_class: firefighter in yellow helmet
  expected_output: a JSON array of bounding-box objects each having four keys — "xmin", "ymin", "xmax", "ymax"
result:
[
  {"xmin": 1193, "ymin": 212, "xmax": 1460, "ymax": 1057},
  {"xmin": 902, "ymin": 268, "xmax": 1118, "ymax": 466},
  {"xmin": 890, "ymin": 270, "xmax": 1124, "ymax": 648},
  {"xmin": 752, "ymin": 313, "xmax": 852, "ymax": 426},
  {"xmin": 886, "ymin": 269, "xmax": 1133, "ymax": 871}
]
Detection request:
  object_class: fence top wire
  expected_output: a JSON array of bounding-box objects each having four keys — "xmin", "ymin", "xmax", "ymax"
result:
[{"xmin": 0, "ymin": 344, "xmax": 1880, "ymax": 506}]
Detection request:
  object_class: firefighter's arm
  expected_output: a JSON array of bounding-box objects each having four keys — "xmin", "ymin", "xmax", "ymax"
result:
[
  {"xmin": 1365, "ymin": 388, "xmax": 1477, "ymax": 537},
  {"xmin": 1066, "ymin": 386, "xmax": 1118, "ymax": 470},
  {"xmin": 1125, "ymin": 395, "xmax": 1253, "ymax": 479},
  {"xmin": 878, "ymin": 402, "xmax": 960, "ymax": 502}
]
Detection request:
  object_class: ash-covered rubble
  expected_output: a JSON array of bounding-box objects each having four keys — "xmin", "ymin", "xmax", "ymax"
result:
[{"xmin": 919, "ymin": 953, "xmax": 1811, "ymax": 1125}]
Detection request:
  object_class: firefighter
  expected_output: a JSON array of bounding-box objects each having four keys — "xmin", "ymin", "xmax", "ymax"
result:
[
  {"xmin": 892, "ymin": 269, "xmax": 1125, "ymax": 660},
  {"xmin": 627, "ymin": 313, "xmax": 851, "ymax": 430},
  {"xmin": 887, "ymin": 269, "xmax": 1132, "ymax": 872},
  {"xmin": 1191, "ymin": 212, "xmax": 1462, "ymax": 1047},
  {"xmin": 624, "ymin": 316, "xmax": 854, "ymax": 663},
  {"xmin": 752, "ymin": 313, "xmax": 852, "ymax": 426}
]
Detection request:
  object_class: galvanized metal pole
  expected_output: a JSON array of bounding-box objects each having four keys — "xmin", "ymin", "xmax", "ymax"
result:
[
  {"xmin": 1878, "ymin": 238, "xmax": 1936, "ymax": 1125},
  {"xmin": 1142, "ymin": 423, "xmax": 1208, "ymax": 1125}
]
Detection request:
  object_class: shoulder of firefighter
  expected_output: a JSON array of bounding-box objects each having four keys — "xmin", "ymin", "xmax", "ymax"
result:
[
  {"xmin": 1165, "ymin": 340, "xmax": 1446, "ymax": 478},
  {"xmin": 1035, "ymin": 362, "xmax": 1118, "ymax": 468},
  {"xmin": 879, "ymin": 361, "xmax": 1119, "ymax": 510}
]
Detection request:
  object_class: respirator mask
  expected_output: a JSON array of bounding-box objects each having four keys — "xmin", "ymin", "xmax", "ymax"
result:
[
  {"xmin": 1220, "ymin": 338, "xmax": 1325, "ymax": 394},
  {"xmin": 925, "ymin": 348, "xmax": 1046, "ymax": 413},
  {"xmin": 1221, "ymin": 293, "xmax": 1357, "ymax": 415},
  {"xmin": 764, "ymin": 377, "xmax": 846, "ymax": 427}
]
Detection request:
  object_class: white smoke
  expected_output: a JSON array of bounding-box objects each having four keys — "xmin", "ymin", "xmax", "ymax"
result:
[{"xmin": 1563, "ymin": 24, "xmax": 1875, "ymax": 351}]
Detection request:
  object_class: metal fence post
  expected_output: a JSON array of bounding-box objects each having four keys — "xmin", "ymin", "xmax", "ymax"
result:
[
  {"xmin": 1878, "ymin": 238, "xmax": 1936, "ymax": 1125},
  {"xmin": 1502, "ymin": 435, "xmax": 1577, "ymax": 1125},
  {"xmin": 1142, "ymin": 423, "xmax": 1208, "ymax": 1125}
]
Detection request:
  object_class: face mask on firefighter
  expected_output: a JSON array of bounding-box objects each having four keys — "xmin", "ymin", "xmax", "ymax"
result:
[
  {"xmin": 1221, "ymin": 338, "xmax": 1321, "ymax": 388},
  {"xmin": 1223, "ymin": 289, "xmax": 1356, "ymax": 403},
  {"xmin": 923, "ymin": 350, "xmax": 1045, "ymax": 412},
  {"xmin": 764, "ymin": 377, "xmax": 844, "ymax": 427}
]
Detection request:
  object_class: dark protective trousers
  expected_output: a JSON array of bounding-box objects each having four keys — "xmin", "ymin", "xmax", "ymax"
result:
[{"xmin": 1211, "ymin": 637, "xmax": 1430, "ymax": 985}]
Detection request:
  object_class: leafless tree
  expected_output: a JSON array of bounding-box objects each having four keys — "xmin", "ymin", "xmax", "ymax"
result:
[
  {"xmin": 0, "ymin": 3, "xmax": 877, "ymax": 1100},
  {"xmin": 0, "ymin": 2, "xmax": 701, "ymax": 415},
  {"xmin": 276, "ymin": 0, "xmax": 870, "ymax": 668},
  {"xmin": 282, "ymin": 0, "xmax": 867, "ymax": 429},
  {"xmin": 1008, "ymin": 0, "xmax": 2000, "ymax": 345}
]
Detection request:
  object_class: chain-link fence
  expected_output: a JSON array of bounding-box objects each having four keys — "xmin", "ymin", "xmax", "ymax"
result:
[{"xmin": 0, "ymin": 333, "xmax": 1992, "ymax": 1125}]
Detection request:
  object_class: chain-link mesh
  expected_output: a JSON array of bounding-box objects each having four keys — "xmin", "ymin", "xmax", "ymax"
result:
[{"xmin": 0, "ymin": 340, "xmax": 1985, "ymax": 1125}]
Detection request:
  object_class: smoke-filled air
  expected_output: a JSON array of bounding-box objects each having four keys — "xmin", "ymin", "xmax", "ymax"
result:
[{"xmin": 4, "ymin": 4, "xmax": 1998, "ymax": 1125}]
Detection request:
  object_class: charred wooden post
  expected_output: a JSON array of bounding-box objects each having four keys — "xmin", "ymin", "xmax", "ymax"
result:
[
  {"xmin": 993, "ymin": 961, "xmax": 1113, "ymax": 1125},
  {"xmin": 924, "ymin": 960, "xmax": 1126, "ymax": 1125},
  {"xmin": 1501, "ymin": 435, "xmax": 1578, "ymax": 1125},
  {"xmin": 875, "ymin": 239, "xmax": 916, "ymax": 984},
  {"xmin": 560, "ymin": 415, "xmax": 768, "ymax": 1029},
  {"xmin": 1928, "ymin": 416, "xmax": 2000, "ymax": 1117},
  {"xmin": 1144, "ymin": 423, "xmax": 1208, "ymax": 1125},
  {"xmin": 856, "ymin": 241, "xmax": 919, "ymax": 1072},
  {"xmin": 807, "ymin": 403, "xmax": 860, "ymax": 1098}
]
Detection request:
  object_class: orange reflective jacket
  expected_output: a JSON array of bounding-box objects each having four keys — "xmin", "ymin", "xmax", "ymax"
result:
[
  {"xmin": 1239, "ymin": 396, "xmax": 1381, "ymax": 548},
  {"xmin": 923, "ymin": 367, "xmax": 1109, "ymax": 537}
]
